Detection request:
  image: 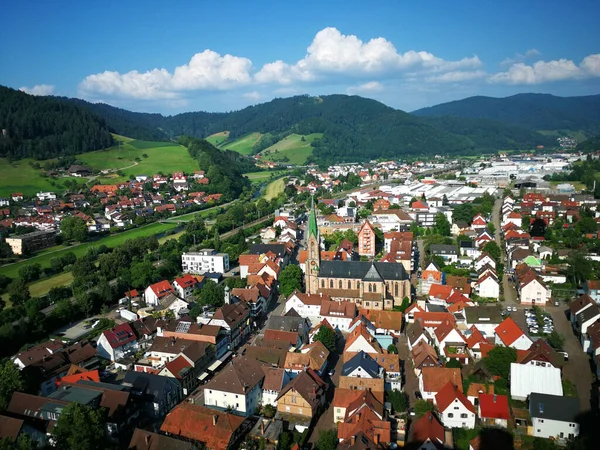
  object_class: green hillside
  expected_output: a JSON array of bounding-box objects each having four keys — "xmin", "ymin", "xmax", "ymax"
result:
[
  {"xmin": 206, "ymin": 131, "xmax": 230, "ymax": 146},
  {"xmin": 260, "ymin": 133, "xmax": 323, "ymax": 165},
  {"xmin": 221, "ymin": 132, "xmax": 263, "ymax": 155}
]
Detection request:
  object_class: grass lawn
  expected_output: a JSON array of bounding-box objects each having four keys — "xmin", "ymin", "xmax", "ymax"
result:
[
  {"xmin": 0, "ymin": 158, "xmax": 89, "ymax": 197},
  {"xmin": 243, "ymin": 170, "xmax": 288, "ymax": 182},
  {"xmin": 263, "ymin": 178, "xmax": 285, "ymax": 201},
  {"xmin": 453, "ymin": 427, "xmax": 481, "ymax": 450},
  {"xmin": 1, "ymin": 271, "xmax": 75, "ymax": 304},
  {"xmin": 549, "ymin": 181, "xmax": 586, "ymax": 191},
  {"xmin": 0, "ymin": 222, "xmax": 177, "ymax": 279},
  {"xmin": 221, "ymin": 132, "xmax": 263, "ymax": 155},
  {"xmin": 158, "ymin": 230, "xmax": 185, "ymax": 244},
  {"xmin": 259, "ymin": 133, "xmax": 322, "ymax": 165},
  {"xmin": 205, "ymin": 131, "xmax": 230, "ymax": 146},
  {"xmin": 77, "ymin": 139, "xmax": 197, "ymax": 182}
]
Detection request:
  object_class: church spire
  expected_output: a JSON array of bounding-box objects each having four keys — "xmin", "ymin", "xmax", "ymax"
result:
[{"xmin": 308, "ymin": 194, "xmax": 318, "ymax": 239}]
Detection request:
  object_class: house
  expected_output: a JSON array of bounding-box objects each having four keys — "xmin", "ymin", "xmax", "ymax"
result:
[
  {"xmin": 284, "ymin": 341, "xmax": 329, "ymax": 376},
  {"xmin": 200, "ymin": 300, "xmax": 251, "ymax": 349},
  {"xmin": 345, "ymin": 323, "xmax": 383, "ymax": 354},
  {"xmin": 264, "ymin": 315, "xmax": 309, "ymax": 350},
  {"xmin": 529, "ymin": 393, "xmax": 580, "ymax": 441},
  {"xmin": 12, "ymin": 340, "xmax": 66, "ymax": 370},
  {"xmin": 342, "ymin": 351, "xmax": 384, "ymax": 379},
  {"xmin": 509, "ymin": 363, "xmax": 563, "ymax": 401},
  {"xmin": 411, "ymin": 340, "xmax": 440, "ymax": 375},
  {"xmin": 358, "ymin": 220, "xmax": 376, "ymax": 257},
  {"xmin": 494, "ymin": 317, "xmax": 532, "ymax": 350},
  {"xmin": 262, "ymin": 368, "xmax": 290, "ymax": 407},
  {"xmin": 203, "ymin": 356, "xmax": 265, "ymax": 417},
  {"xmin": 333, "ymin": 388, "xmax": 384, "ymax": 424},
  {"xmin": 155, "ymin": 293, "xmax": 189, "ymax": 319},
  {"xmin": 583, "ymin": 280, "xmax": 600, "ymax": 304},
  {"xmin": 127, "ymin": 428, "xmax": 194, "ymax": 450},
  {"xmin": 475, "ymin": 229, "xmax": 494, "ymax": 249},
  {"xmin": 97, "ymin": 323, "xmax": 138, "ymax": 362},
  {"xmin": 144, "ymin": 280, "xmax": 175, "ymax": 306},
  {"xmin": 231, "ymin": 287, "xmax": 267, "ymax": 319},
  {"xmin": 519, "ymin": 339, "xmax": 564, "ymax": 369},
  {"xmin": 182, "ymin": 250, "xmax": 230, "ymax": 275},
  {"xmin": 471, "ymin": 214, "xmax": 488, "ymax": 230},
  {"xmin": 406, "ymin": 320, "xmax": 430, "ymax": 350},
  {"xmin": 478, "ymin": 394, "xmax": 510, "ymax": 428},
  {"xmin": 570, "ymin": 294, "xmax": 595, "ymax": 329},
  {"xmin": 285, "ymin": 292, "xmax": 329, "ymax": 324},
  {"xmin": 475, "ymin": 273, "xmax": 500, "ymax": 300},
  {"xmin": 435, "ymin": 381, "xmax": 476, "ymax": 429},
  {"xmin": 418, "ymin": 367, "xmax": 462, "ymax": 402},
  {"xmin": 404, "ymin": 303, "xmax": 424, "ymax": 325},
  {"xmin": 474, "ymin": 253, "xmax": 496, "ymax": 272},
  {"xmin": 358, "ymin": 309, "xmax": 402, "ymax": 335},
  {"xmin": 519, "ymin": 275, "xmax": 550, "ymax": 305},
  {"xmin": 160, "ymin": 403, "xmax": 246, "ymax": 450},
  {"xmin": 172, "ymin": 274, "xmax": 199, "ymax": 299},
  {"xmin": 337, "ymin": 392, "xmax": 391, "ymax": 446},
  {"xmin": 429, "ymin": 244, "xmax": 458, "ymax": 263},
  {"xmin": 276, "ymin": 369, "xmax": 327, "ymax": 432},
  {"xmin": 407, "ymin": 411, "xmax": 447, "ymax": 450},
  {"xmin": 576, "ymin": 303, "xmax": 600, "ymax": 337},
  {"xmin": 122, "ymin": 371, "xmax": 182, "ymax": 418},
  {"xmin": 451, "ymin": 221, "xmax": 470, "ymax": 236}
]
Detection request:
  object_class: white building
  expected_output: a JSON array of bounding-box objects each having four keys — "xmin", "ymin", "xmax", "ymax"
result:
[
  {"xmin": 475, "ymin": 274, "xmax": 500, "ymax": 300},
  {"xmin": 182, "ymin": 249, "xmax": 230, "ymax": 275},
  {"xmin": 172, "ymin": 274, "xmax": 198, "ymax": 299},
  {"xmin": 96, "ymin": 323, "xmax": 137, "ymax": 362},
  {"xmin": 519, "ymin": 277, "xmax": 550, "ymax": 305},
  {"xmin": 36, "ymin": 192, "xmax": 57, "ymax": 201},
  {"xmin": 435, "ymin": 382, "xmax": 476, "ymax": 429},
  {"xmin": 285, "ymin": 292, "xmax": 325, "ymax": 324},
  {"xmin": 510, "ymin": 364, "xmax": 563, "ymax": 401},
  {"xmin": 530, "ymin": 393, "xmax": 580, "ymax": 442}
]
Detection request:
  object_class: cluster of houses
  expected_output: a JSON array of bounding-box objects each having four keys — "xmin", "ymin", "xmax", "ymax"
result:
[
  {"xmin": 403, "ymin": 304, "xmax": 580, "ymax": 445},
  {"xmin": 570, "ymin": 294, "xmax": 600, "ymax": 380},
  {"xmin": 0, "ymin": 170, "xmax": 222, "ymax": 253}
]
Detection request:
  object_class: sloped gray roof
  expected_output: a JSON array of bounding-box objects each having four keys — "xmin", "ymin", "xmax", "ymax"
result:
[
  {"xmin": 318, "ymin": 261, "xmax": 408, "ymax": 280},
  {"xmin": 363, "ymin": 263, "xmax": 383, "ymax": 282},
  {"xmin": 529, "ymin": 393, "xmax": 579, "ymax": 423},
  {"xmin": 342, "ymin": 351, "xmax": 381, "ymax": 378}
]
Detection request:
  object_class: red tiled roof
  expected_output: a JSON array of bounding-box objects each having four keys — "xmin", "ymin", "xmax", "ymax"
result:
[
  {"xmin": 428, "ymin": 284, "xmax": 454, "ymax": 300},
  {"xmin": 174, "ymin": 274, "xmax": 197, "ymax": 290},
  {"xmin": 102, "ymin": 323, "xmax": 136, "ymax": 349},
  {"xmin": 57, "ymin": 369, "xmax": 100, "ymax": 386},
  {"xmin": 421, "ymin": 367, "xmax": 462, "ymax": 394},
  {"xmin": 494, "ymin": 317, "xmax": 525, "ymax": 347},
  {"xmin": 435, "ymin": 381, "xmax": 475, "ymax": 413},
  {"xmin": 478, "ymin": 394, "xmax": 510, "ymax": 420},
  {"xmin": 149, "ymin": 280, "xmax": 174, "ymax": 298},
  {"xmin": 164, "ymin": 355, "xmax": 193, "ymax": 379},
  {"xmin": 408, "ymin": 411, "xmax": 444, "ymax": 447}
]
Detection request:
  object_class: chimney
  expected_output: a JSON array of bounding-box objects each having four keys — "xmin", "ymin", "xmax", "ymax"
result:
[
  {"xmin": 351, "ymin": 436, "xmax": 356, "ymax": 445},
  {"xmin": 213, "ymin": 415, "xmax": 218, "ymax": 426},
  {"xmin": 224, "ymin": 286, "xmax": 231, "ymax": 305}
]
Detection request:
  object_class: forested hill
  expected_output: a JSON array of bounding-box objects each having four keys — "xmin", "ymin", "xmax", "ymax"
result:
[
  {"xmin": 0, "ymin": 86, "xmax": 114, "ymax": 159},
  {"xmin": 59, "ymin": 94, "xmax": 555, "ymax": 163},
  {"xmin": 412, "ymin": 93, "xmax": 600, "ymax": 134},
  {"xmin": 576, "ymin": 135, "xmax": 600, "ymax": 152}
]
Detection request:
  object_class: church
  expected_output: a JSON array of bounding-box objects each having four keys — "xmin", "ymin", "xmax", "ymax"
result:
[{"xmin": 305, "ymin": 201, "xmax": 411, "ymax": 310}]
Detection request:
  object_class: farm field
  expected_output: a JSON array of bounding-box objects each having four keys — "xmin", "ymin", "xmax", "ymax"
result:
[
  {"xmin": 206, "ymin": 131, "xmax": 230, "ymax": 146},
  {"xmin": 0, "ymin": 158, "xmax": 88, "ymax": 197},
  {"xmin": 0, "ymin": 222, "xmax": 178, "ymax": 279},
  {"xmin": 243, "ymin": 170, "xmax": 288, "ymax": 183},
  {"xmin": 263, "ymin": 178, "xmax": 286, "ymax": 201},
  {"xmin": 77, "ymin": 138, "xmax": 197, "ymax": 182},
  {"xmin": 221, "ymin": 132, "xmax": 263, "ymax": 155},
  {"xmin": 1, "ymin": 271, "xmax": 75, "ymax": 304},
  {"xmin": 259, "ymin": 133, "xmax": 322, "ymax": 165}
]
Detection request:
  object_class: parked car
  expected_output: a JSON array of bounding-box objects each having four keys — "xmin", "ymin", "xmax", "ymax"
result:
[
  {"xmin": 559, "ymin": 351, "xmax": 569, "ymax": 361},
  {"xmin": 554, "ymin": 300, "xmax": 560, "ymax": 306},
  {"xmin": 414, "ymin": 391, "xmax": 423, "ymax": 400},
  {"xmin": 328, "ymin": 369, "xmax": 335, "ymax": 376}
]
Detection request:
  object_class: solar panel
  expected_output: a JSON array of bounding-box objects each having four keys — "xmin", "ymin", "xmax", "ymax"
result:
[{"xmin": 175, "ymin": 321, "xmax": 191, "ymax": 334}]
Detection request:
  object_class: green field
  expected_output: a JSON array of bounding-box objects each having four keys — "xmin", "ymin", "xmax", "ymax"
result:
[
  {"xmin": 221, "ymin": 132, "xmax": 263, "ymax": 155},
  {"xmin": 259, "ymin": 133, "xmax": 322, "ymax": 165},
  {"xmin": 1, "ymin": 271, "xmax": 75, "ymax": 304},
  {"xmin": 243, "ymin": 170, "xmax": 288, "ymax": 183},
  {"xmin": 77, "ymin": 138, "xmax": 197, "ymax": 182},
  {"xmin": 0, "ymin": 222, "xmax": 178, "ymax": 279},
  {"xmin": 0, "ymin": 158, "xmax": 89, "ymax": 197},
  {"xmin": 263, "ymin": 178, "xmax": 286, "ymax": 201},
  {"xmin": 206, "ymin": 131, "xmax": 230, "ymax": 146}
]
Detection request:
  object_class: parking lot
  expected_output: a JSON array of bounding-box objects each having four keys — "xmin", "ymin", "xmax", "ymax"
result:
[{"xmin": 54, "ymin": 316, "xmax": 101, "ymax": 340}]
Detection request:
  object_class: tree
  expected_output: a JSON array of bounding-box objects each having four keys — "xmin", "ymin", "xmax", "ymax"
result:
[
  {"xmin": 279, "ymin": 264, "xmax": 303, "ymax": 297},
  {"xmin": 530, "ymin": 218, "xmax": 547, "ymax": 237},
  {"xmin": 198, "ymin": 282, "xmax": 225, "ymax": 308},
  {"xmin": 483, "ymin": 346, "xmax": 517, "ymax": 379},
  {"xmin": 18, "ymin": 264, "xmax": 41, "ymax": 283},
  {"xmin": 60, "ymin": 216, "xmax": 88, "ymax": 242},
  {"xmin": 446, "ymin": 359, "xmax": 462, "ymax": 369},
  {"xmin": 386, "ymin": 390, "xmax": 408, "ymax": 413},
  {"xmin": 387, "ymin": 344, "xmax": 398, "ymax": 354},
  {"xmin": 8, "ymin": 278, "xmax": 30, "ymax": 306},
  {"xmin": 576, "ymin": 216, "xmax": 598, "ymax": 235},
  {"xmin": 313, "ymin": 325, "xmax": 336, "ymax": 352},
  {"xmin": 0, "ymin": 360, "xmax": 24, "ymax": 410},
  {"xmin": 0, "ymin": 241, "xmax": 13, "ymax": 259},
  {"xmin": 567, "ymin": 250, "xmax": 592, "ymax": 285},
  {"xmin": 315, "ymin": 429, "xmax": 337, "ymax": 450},
  {"xmin": 547, "ymin": 331, "xmax": 565, "ymax": 351},
  {"xmin": 435, "ymin": 213, "xmax": 451, "ymax": 236},
  {"xmin": 414, "ymin": 399, "xmax": 436, "ymax": 418},
  {"xmin": 487, "ymin": 222, "xmax": 496, "ymax": 235},
  {"xmin": 482, "ymin": 241, "xmax": 501, "ymax": 263},
  {"xmin": 51, "ymin": 403, "xmax": 107, "ymax": 450},
  {"xmin": 396, "ymin": 296, "xmax": 411, "ymax": 313}
]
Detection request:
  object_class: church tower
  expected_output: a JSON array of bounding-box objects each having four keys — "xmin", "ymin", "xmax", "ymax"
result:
[{"xmin": 305, "ymin": 197, "xmax": 321, "ymax": 294}]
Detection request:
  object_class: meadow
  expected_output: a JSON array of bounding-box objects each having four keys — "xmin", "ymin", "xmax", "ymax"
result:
[
  {"xmin": 0, "ymin": 222, "xmax": 178, "ymax": 279},
  {"xmin": 77, "ymin": 138, "xmax": 197, "ymax": 182},
  {"xmin": 263, "ymin": 178, "xmax": 286, "ymax": 201},
  {"xmin": 221, "ymin": 132, "xmax": 264, "ymax": 155},
  {"xmin": 0, "ymin": 158, "xmax": 88, "ymax": 197},
  {"xmin": 259, "ymin": 133, "xmax": 322, "ymax": 165},
  {"xmin": 205, "ymin": 131, "xmax": 230, "ymax": 146},
  {"xmin": 243, "ymin": 170, "xmax": 289, "ymax": 183}
]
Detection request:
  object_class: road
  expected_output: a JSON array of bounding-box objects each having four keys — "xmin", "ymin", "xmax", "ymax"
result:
[{"xmin": 491, "ymin": 197, "xmax": 519, "ymax": 305}]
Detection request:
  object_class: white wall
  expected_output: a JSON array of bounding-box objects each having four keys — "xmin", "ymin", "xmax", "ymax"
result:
[
  {"xmin": 182, "ymin": 252, "xmax": 230, "ymax": 274},
  {"xmin": 204, "ymin": 384, "xmax": 261, "ymax": 417},
  {"xmin": 477, "ymin": 278, "xmax": 499, "ymax": 299},
  {"xmin": 346, "ymin": 337, "xmax": 378, "ymax": 353},
  {"xmin": 532, "ymin": 417, "xmax": 579, "ymax": 440},
  {"xmin": 440, "ymin": 400, "xmax": 476, "ymax": 429},
  {"xmin": 144, "ymin": 287, "xmax": 159, "ymax": 306},
  {"xmin": 520, "ymin": 280, "xmax": 550, "ymax": 305}
]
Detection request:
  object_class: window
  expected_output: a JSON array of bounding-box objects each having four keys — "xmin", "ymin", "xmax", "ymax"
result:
[
  {"xmin": 348, "ymin": 280, "xmax": 351, "ymax": 289},
  {"xmin": 339, "ymin": 280, "xmax": 342, "ymax": 289},
  {"xmin": 447, "ymin": 413, "xmax": 454, "ymax": 418},
  {"xmin": 286, "ymin": 406, "xmax": 291, "ymax": 412},
  {"xmin": 330, "ymin": 280, "xmax": 333, "ymax": 288},
  {"xmin": 321, "ymin": 280, "xmax": 325, "ymax": 288},
  {"xmin": 369, "ymin": 284, "xmax": 372, "ymax": 293},
  {"xmin": 454, "ymin": 407, "xmax": 459, "ymax": 410},
  {"xmin": 395, "ymin": 284, "xmax": 399, "ymax": 296},
  {"xmin": 539, "ymin": 420, "xmax": 544, "ymax": 423},
  {"xmin": 460, "ymin": 413, "xmax": 467, "ymax": 418},
  {"xmin": 292, "ymin": 396, "xmax": 297, "ymax": 404}
]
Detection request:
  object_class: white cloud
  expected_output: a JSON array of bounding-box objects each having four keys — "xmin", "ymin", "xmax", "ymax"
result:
[
  {"xmin": 19, "ymin": 84, "xmax": 55, "ymax": 96},
  {"xmin": 426, "ymin": 70, "xmax": 487, "ymax": 83},
  {"xmin": 79, "ymin": 50, "xmax": 252, "ymax": 100},
  {"xmin": 243, "ymin": 91, "xmax": 262, "ymax": 101},
  {"xmin": 500, "ymin": 49, "xmax": 541, "ymax": 67},
  {"xmin": 256, "ymin": 27, "xmax": 482, "ymax": 84},
  {"xmin": 347, "ymin": 81, "xmax": 383, "ymax": 94},
  {"xmin": 489, "ymin": 54, "xmax": 600, "ymax": 84}
]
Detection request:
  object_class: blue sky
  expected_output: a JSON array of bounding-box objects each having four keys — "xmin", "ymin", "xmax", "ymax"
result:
[{"xmin": 1, "ymin": 0, "xmax": 599, "ymax": 114}]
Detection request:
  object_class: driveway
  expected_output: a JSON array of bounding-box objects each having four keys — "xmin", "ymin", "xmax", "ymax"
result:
[{"xmin": 398, "ymin": 337, "xmax": 419, "ymax": 406}]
